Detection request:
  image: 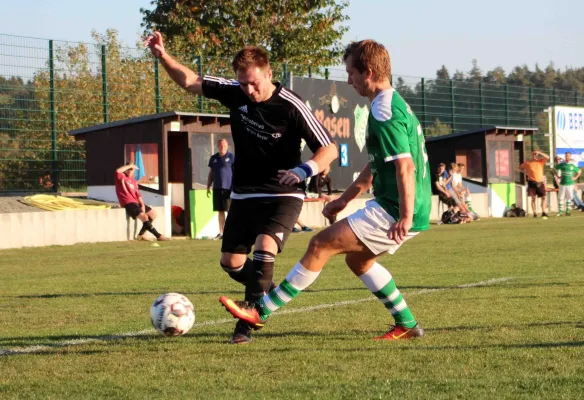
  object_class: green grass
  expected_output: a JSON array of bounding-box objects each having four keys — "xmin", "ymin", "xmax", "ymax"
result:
[{"xmin": 1, "ymin": 215, "xmax": 583, "ymax": 399}]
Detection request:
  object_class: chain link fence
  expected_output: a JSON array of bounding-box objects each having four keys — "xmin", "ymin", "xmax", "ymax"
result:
[{"xmin": 1, "ymin": 33, "xmax": 582, "ymax": 192}]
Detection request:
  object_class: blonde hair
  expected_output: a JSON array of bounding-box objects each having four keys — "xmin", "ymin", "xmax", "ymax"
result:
[{"xmin": 343, "ymin": 40, "xmax": 391, "ymax": 82}]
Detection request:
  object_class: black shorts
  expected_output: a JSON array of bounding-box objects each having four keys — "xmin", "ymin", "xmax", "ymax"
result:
[
  {"xmin": 221, "ymin": 196, "xmax": 303, "ymax": 254},
  {"xmin": 439, "ymin": 194, "xmax": 457, "ymax": 207},
  {"xmin": 213, "ymin": 189, "xmax": 231, "ymax": 212},
  {"xmin": 527, "ymin": 180, "xmax": 546, "ymax": 198},
  {"xmin": 125, "ymin": 203, "xmax": 152, "ymax": 219}
]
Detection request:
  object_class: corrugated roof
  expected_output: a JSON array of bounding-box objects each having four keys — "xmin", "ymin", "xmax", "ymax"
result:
[
  {"xmin": 68, "ymin": 111, "xmax": 230, "ymax": 136},
  {"xmin": 424, "ymin": 125, "xmax": 538, "ymax": 143}
]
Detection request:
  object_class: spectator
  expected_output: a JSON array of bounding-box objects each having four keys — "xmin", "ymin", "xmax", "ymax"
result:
[
  {"xmin": 115, "ymin": 164, "xmax": 169, "ymax": 241},
  {"xmin": 292, "ymin": 216, "xmax": 314, "ymax": 233},
  {"xmin": 443, "ymin": 163, "xmax": 472, "ymax": 216},
  {"xmin": 519, "ymin": 150, "xmax": 549, "ymax": 218},
  {"xmin": 434, "ymin": 163, "xmax": 456, "ymax": 211},
  {"xmin": 455, "ymin": 163, "xmax": 478, "ymax": 218},
  {"xmin": 553, "ymin": 152, "xmax": 582, "ymax": 216},
  {"xmin": 571, "ymin": 188, "xmax": 584, "ymax": 211},
  {"xmin": 307, "ymin": 166, "xmax": 334, "ymax": 201},
  {"xmin": 171, "ymin": 205, "xmax": 185, "ymax": 235},
  {"xmin": 207, "ymin": 139, "xmax": 234, "ymax": 240}
]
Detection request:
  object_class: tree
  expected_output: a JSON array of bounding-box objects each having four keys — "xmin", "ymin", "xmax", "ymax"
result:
[
  {"xmin": 468, "ymin": 59, "xmax": 482, "ymax": 82},
  {"xmin": 140, "ymin": 0, "xmax": 350, "ymax": 76},
  {"xmin": 425, "ymin": 118, "xmax": 451, "ymax": 137}
]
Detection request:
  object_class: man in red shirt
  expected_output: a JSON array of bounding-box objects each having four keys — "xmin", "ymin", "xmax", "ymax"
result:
[{"xmin": 115, "ymin": 164, "xmax": 169, "ymax": 241}]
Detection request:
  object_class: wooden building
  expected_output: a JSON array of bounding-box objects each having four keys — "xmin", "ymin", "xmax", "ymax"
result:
[
  {"xmin": 425, "ymin": 125, "xmax": 539, "ymax": 216},
  {"xmin": 69, "ymin": 111, "xmax": 232, "ymax": 238}
]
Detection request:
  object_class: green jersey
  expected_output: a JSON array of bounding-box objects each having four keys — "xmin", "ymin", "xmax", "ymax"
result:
[
  {"xmin": 555, "ymin": 163, "xmax": 580, "ymax": 185},
  {"xmin": 366, "ymin": 89, "xmax": 431, "ymax": 231}
]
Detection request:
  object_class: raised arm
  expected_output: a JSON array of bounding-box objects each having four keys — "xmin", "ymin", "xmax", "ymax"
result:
[
  {"xmin": 536, "ymin": 151, "xmax": 550, "ymax": 161},
  {"xmin": 144, "ymin": 32, "xmax": 203, "ymax": 95},
  {"xmin": 116, "ymin": 164, "xmax": 137, "ymax": 174}
]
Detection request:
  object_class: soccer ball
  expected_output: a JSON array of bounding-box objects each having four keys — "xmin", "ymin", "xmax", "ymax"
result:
[{"xmin": 150, "ymin": 293, "xmax": 195, "ymax": 337}]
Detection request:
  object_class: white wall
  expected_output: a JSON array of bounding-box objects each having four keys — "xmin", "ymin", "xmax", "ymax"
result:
[
  {"xmin": 88, "ymin": 185, "xmax": 170, "ymax": 237},
  {"xmin": 1, "ymin": 206, "xmax": 167, "ymax": 250}
]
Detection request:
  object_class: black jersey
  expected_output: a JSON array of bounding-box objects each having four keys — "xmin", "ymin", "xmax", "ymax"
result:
[{"xmin": 202, "ymin": 75, "xmax": 332, "ymax": 198}]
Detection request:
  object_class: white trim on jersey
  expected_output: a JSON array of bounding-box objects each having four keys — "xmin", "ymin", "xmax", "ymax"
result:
[
  {"xmin": 279, "ymin": 88, "xmax": 331, "ymax": 147},
  {"xmin": 384, "ymin": 153, "xmax": 411, "ymax": 162},
  {"xmin": 371, "ymin": 89, "xmax": 395, "ymax": 122},
  {"xmin": 230, "ymin": 192, "xmax": 306, "ymax": 200},
  {"xmin": 203, "ymin": 75, "xmax": 240, "ymax": 86}
]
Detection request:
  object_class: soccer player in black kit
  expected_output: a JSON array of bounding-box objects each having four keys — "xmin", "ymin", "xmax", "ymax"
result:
[{"xmin": 145, "ymin": 32, "xmax": 337, "ymax": 344}]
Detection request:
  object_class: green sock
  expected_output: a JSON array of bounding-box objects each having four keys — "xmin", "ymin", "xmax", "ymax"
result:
[
  {"xmin": 258, "ymin": 262, "xmax": 320, "ymax": 320},
  {"xmin": 359, "ymin": 262, "xmax": 417, "ymax": 328}
]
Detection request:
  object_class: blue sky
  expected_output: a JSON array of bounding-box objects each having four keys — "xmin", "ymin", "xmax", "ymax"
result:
[{"xmin": 1, "ymin": 0, "xmax": 583, "ymax": 79}]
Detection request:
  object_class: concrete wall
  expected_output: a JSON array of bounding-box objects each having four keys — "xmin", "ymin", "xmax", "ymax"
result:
[
  {"xmin": 88, "ymin": 185, "xmax": 171, "ymax": 237},
  {"xmin": 1, "ymin": 206, "xmax": 167, "ymax": 250}
]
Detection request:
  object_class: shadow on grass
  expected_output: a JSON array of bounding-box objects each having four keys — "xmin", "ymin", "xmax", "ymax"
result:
[
  {"xmin": 1, "ymin": 349, "xmax": 106, "ymax": 357},
  {"xmin": 329, "ymin": 341, "xmax": 584, "ymax": 353},
  {"xmin": 10, "ymin": 290, "xmax": 242, "ymax": 299},
  {"xmin": 424, "ymin": 320, "xmax": 584, "ymax": 333},
  {"xmin": 9, "ymin": 281, "xmax": 525, "ymax": 300}
]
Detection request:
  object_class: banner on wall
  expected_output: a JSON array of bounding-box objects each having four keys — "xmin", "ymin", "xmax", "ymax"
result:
[
  {"xmin": 553, "ymin": 106, "xmax": 584, "ymax": 167},
  {"xmin": 293, "ymin": 77, "xmax": 370, "ymax": 190}
]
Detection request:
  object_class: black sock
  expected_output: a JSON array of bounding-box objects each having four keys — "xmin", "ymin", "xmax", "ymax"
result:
[
  {"xmin": 246, "ymin": 250, "xmax": 275, "ymax": 303},
  {"xmin": 142, "ymin": 221, "xmax": 161, "ymax": 239},
  {"xmin": 138, "ymin": 225, "xmax": 147, "ymax": 236},
  {"xmin": 138, "ymin": 217, "xmax": 154, "ymax": 236},
  {"xmin": 221, "ymin": 258, "xmax": 254, "ymax": 285}
]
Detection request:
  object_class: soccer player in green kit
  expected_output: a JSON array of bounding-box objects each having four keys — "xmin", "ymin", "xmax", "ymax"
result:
[
  {"xmin": 553, "ymin": 152, "xmax": 582, "ymax": 216},
  {"xmin": 220, "ymin": 39, "xmax": 431, "ymax": 340}
]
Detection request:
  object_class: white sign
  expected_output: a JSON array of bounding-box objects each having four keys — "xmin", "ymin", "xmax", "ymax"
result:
[{"xmin": 553, "ymin": 106, "xmax": 584, "ymax": 166}]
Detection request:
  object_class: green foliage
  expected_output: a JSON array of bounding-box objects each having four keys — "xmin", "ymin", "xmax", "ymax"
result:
[
  {"xmin": 140, "ymin": 0, "xmax": 350, "ymax": 76},
  {"xmin": 425, "ymin": 118, "xmax": 452, "ymax": 137},
  {"xmin": 1, "ymin": 217, "xmax": 583, "ymax": 398}
]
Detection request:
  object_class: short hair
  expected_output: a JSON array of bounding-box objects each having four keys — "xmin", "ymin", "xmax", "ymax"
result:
[
  {"xmin": 438, "ymin": 163, "xmax": 446, "ymax": 167},
  {"xmin": 343, "ymin": 40, "xmax": 391, "ymax": 82},
  {"xmin": 232, "ymin": 46, "xmax": 270, "ymax": 73},
  {"xmin": 457, "ymin": 163, "xmax": 465, "ymax": 167},
  {"xmin": 450, "ymin": 162, "xmax": 458, "ymax": 170},
  {"xmin": 565, "ymin": 152, "xmax": 571, "ymax": 156},
  {"xmin": 217, "ymin": 138, "xmax": 228, "ymax": 145}
]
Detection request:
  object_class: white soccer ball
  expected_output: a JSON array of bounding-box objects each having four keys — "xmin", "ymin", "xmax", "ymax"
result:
[{"xmin": 150, "ymin": 293, "xmax": 195, "ymax": 337}]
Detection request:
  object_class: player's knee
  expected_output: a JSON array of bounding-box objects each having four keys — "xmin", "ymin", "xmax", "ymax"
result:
[
  {"xmin": 307, "ymin": 231, "xmax": 333, "ymax": 255},
  {"xmin": 220, "ymin": 253, "xmax": 245, "ymax": 269},
  {"xmin": 148, "ymin": 209, "xmax": 157, "ymax": 220},
  {"xmin": 137, "ymin": 212, "xmax": 148, "ymax": 222}
]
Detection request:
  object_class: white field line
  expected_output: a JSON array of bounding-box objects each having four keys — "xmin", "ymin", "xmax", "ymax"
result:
[{"xmin": 0, "ymin": 277, "xmax": 513, "ymax": 356}]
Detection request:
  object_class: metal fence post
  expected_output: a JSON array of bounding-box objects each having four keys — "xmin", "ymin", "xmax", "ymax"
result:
[
  {"xmin": 528, "ymin": 87, "xmax": 534, "ymax": 127},
  {"xmin": 420, "ymin": 78, "xmax": 426, "ymax": 130},
  {"xmin": 505, "ymin": 85, "xmax": 509, "ymax": 125},
  {"xmin": 479, "ymin": 83, "xmax": 484, "ymax": 126},
  {"xmin": 49, "ymin": 40, "xmax": 57, "ymax": 192},
  {"xmin": 101, "ymin": 45, "xmax": 108, "ymax": 123},
  {"xmin": 308, "ymin": 66, "xmax": 312, "ymax": 78},
  {"xmin": 324, "ymin": 68, "xmax": 329, "ymax": 80},
  {"xmin": 154, "ymin": 58, "xmax": 161, "ymax": 113},
  {"xmin": 450, "ymin": 79, "xmax": 456, "ymax": 131},
  {"xmin": 282, "ymin": 62, "xmax": 289, "ymax": 87},
  {"xmin": 196, "ymin": 55, "xmax": 203, "ymax": 112},
  {"xmin": 575, "ymin": 90, "xmax": 579, "ymax": 107},
  {"xmin": 552, "ymin": 87, "xmax": 556, "ymax": 106}
]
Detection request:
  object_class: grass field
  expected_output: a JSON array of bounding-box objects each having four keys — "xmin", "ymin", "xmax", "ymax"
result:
[{"xmin": 1, "ymin": 215, "xmax": 583, "ymax": 399}]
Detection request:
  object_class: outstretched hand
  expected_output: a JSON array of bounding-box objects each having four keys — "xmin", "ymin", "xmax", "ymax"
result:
[{"xmin": 143, "ymin": 31, "xmax": 166, "ymax": 58}]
